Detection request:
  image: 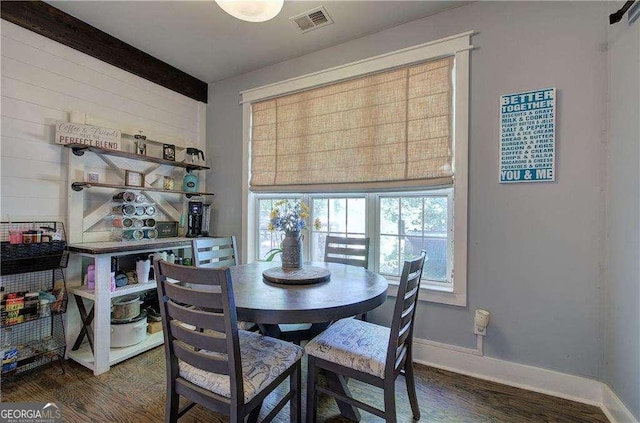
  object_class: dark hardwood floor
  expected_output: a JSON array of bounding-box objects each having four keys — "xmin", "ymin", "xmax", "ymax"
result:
[{"xmin": 0, "ymin": 346, "xmax": 608, "ymax": 422}]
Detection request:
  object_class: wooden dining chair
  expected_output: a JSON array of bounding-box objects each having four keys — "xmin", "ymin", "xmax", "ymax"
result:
[
  {"xmin": 305, "ymin": 251, "xmax": 427, "ymax": 423},
  {"xmin": 154, "ymin": 260, "xmax": 303, "ymax": 423},
  {"xmin": 324, "ymin": 235, "xmax": 370, "ymax": 269},
  {"xmin": 192, "ymin": 236, "xmax": 239, "ymax": 268},
  {"xmin": 192, "ymin": 236, "xmax": 256, "ymax": 331},
  {"xmin": 324, "ymin": 235, "xmax": 370, "ymax": 320}
]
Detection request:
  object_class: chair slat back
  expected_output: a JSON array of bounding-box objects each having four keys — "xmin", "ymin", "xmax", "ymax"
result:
[
  {"xmin": 193, "ymin": 236, "xmax": 239, "ymax": 268},
  {"xmin": 387, "ymin": 251, "xmax": 427, "ymax": 377},
  {"xmin": 324, "ymin": 236, "xmax": 370, "ymax": 268},
  {"xmin": 169, "ymin": 320, "xmax": 228, "ymax": 351},
  {"xmin": 155, "ymin": 260, "xmax": 243, "ymax": 398},
  {"xmin": 166, "ymin": 301, "xmax": 227, "ymax": 333},
  {"xmin": 164, "ymin": 281, "xmax": 224, "ymax": 310},
  {"xmin": 173, "ymin": 340, "xmax": 231, "ymax": 375}
]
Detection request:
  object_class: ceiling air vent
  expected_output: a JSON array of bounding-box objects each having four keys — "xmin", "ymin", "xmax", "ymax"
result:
[{"xmin": 290, "ymin": 6, "xmax": 333, "ymax": 33}]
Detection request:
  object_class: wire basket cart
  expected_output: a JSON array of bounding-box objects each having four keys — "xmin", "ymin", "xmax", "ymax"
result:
[{"xmin": 1, "ymin": 221, "xmax": 68, "ymax": 378}]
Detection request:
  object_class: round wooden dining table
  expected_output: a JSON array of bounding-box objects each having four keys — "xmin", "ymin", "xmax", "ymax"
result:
[
  {"xmin": 228, "ymin": 261, "xmax": 388, "ymax": 325},
  {"xmin": 228, "ymin": 260, "xmax": 388, "ymax": 422}
]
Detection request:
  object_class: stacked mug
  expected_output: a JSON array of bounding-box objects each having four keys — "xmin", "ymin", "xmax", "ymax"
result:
[{"xmin": 112, "ymin": 191, "xmax": 158, "ymax": 241}]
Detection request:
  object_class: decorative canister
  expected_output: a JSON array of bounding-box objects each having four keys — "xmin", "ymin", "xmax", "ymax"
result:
[
  {"xmin": 122, "ymin": 229, "xmax": 144, "ymax": 241},
  {"xmin": 113, "ymin": 191, "xmax": 136, "ymax": 202},
  {"xmin": 121, "ymin": 205, "xmax": 136, "ymax": 216},
  {"xmin": 281, "ymin": 231, "xmax": 303, "ymax": 269},
  {"xmin": 183, "ymin": 169, "xmax": 199, "ymax": 193},
  {"xmin": 144, "ymin": 229, "xmax": 158, "ymax": 240}
]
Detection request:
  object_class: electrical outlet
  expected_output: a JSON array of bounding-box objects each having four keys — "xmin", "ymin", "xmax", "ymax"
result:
[
  {"xmin": 474, "ymin": 309, "xmax": 490, "ymax": 336},
  {"xmin": 474, "ymin": 324, "xmax": 487, "ymax": 336}
]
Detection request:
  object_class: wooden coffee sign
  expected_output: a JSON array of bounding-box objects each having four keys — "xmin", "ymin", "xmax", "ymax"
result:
[{"xmin": 55, "ymin": 121, "xmax": 121, "ymax": 150}]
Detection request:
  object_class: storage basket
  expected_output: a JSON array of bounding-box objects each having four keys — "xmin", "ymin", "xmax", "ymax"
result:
[{"xmin": 1, "ymin": 241, "xmax": 68, "ymax": 276}]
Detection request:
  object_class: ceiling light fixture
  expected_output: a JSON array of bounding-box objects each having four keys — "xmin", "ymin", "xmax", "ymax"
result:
[{"xmin": 215, "ymin": 0, "xmax": 285, "ymax": 23}]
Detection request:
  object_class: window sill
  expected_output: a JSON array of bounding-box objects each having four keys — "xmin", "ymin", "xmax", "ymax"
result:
[{"xmin": 385, "ymin": 277, "xmax": 467, "ymax": 307}]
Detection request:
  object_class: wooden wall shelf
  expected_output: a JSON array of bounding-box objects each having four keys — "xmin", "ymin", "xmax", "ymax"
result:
[
  {"xmin": 70, "ymin": 182, "xmax": 213, "ymax": 198},
  {"xmin": 64, "ymin": 144, "xmax": 209, "ymax": 171}
]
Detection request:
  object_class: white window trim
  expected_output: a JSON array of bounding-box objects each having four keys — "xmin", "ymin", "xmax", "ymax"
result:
[{"xmin": 242, "ymin": 31, "xmax": 472, "ymax": 306}]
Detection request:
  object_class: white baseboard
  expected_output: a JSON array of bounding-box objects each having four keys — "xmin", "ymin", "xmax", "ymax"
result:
[
  {"xmin": 411, "ymin": 337, "xmax": 638, "ymax": 423},
  {"xmin": 602, "ymin": 384, "xmax": 638, "ymax": 423}
]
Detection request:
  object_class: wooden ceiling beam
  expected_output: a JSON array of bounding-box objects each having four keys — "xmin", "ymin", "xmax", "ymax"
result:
[{"xmin": 1, "ymin": 1, "xmax": 208, "ymax": 103}]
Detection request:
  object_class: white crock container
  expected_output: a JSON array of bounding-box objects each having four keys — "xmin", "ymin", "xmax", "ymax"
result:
[{"xmin": 110, "ymin": 310, "xmax": 147, "ymax": 348}]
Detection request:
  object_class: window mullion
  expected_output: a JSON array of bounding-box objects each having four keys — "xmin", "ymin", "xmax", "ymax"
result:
[
  {"xmin": 302, "ymin": 194, "xmax": 311, "ymax": 261},
  {"xmin": 398, "ymin": 198, "xmax": 403, "ymax": 275}
]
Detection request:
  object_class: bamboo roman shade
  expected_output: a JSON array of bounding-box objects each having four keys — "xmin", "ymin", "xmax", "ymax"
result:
[{"xmin": 250, "ymin": 56, "xmax": 454, "ymax": 192}]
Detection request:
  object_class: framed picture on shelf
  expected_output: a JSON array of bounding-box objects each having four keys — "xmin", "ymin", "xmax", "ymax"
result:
[
  {"xmin": 85, "ymin": 172, "xmax": 100, "ymax": 183},
  {"xmin": 163, "ymin": 144, "xmax": 176, "ymax": 161},
  {"xmin": 125, "ymin": 170, "xmax": 145, "ymax": 187},
  {"xmin": 134, "ymin": 130, "xmax": 147, "ymax": 155}
]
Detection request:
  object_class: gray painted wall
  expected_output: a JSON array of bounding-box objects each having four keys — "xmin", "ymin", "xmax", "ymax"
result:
[
  {"xmin": 208, "ymin": 0, "xmax": 611, "ymax": 383},
  {"xmin": 605, "ymin": 3, "xmax": 640, "ymax": 419}
]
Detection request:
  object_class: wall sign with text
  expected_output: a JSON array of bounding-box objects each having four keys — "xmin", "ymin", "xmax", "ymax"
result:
[
  {"xmin": 499, "ymin": 88, "xmax": 556, "ymax": 183},
  {"xmin": 55, "ymin": 121, "xmax": 121, "ymax": 150}
]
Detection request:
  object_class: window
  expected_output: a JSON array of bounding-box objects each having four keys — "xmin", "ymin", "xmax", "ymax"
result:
[
  {"xmin": 256, "ymin": 196, "xmax": 293, "ymax": 261},
  {"xmin": 310, "ymin": 196, "xmax": 367, "ymax": 261},
  {"xmin": 254, "ymin": 190, "xmax": 455, "ymax": 293},
  {"xmin": 255, "ymin": 195, "xmax": 366, "ymax": 263},
  {"xmin": 377, "ymin": 191, "xmax": 452, "ymax": 285},
  {"xmin": 243, "ymin": 32, "xmax": 471, "ymax": 306}
]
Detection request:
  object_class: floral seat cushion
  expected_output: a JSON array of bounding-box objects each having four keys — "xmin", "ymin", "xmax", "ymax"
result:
[
  {"xmin": 179, "ymin": 330, "xmax": 303, "ymax": 401},
  {"xmin": 237, "ymin": 320, "xmax": 256, "ymax": 331},
  {"xmin": 305, "ymin": 318, "xmax": 390, "ymax": 379}
]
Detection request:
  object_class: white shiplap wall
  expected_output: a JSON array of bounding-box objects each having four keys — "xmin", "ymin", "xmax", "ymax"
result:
[{"xmin": 0, "ymin": 20, "xmax": 206, "ymax": 227}]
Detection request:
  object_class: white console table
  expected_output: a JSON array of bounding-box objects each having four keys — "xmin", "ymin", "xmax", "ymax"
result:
[{"xmin": 66, "ymin": 237, "xmax": 192, "ymax": 375}]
